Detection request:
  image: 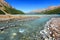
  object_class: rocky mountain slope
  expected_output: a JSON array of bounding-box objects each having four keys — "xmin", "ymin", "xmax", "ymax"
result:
[
  {"xmin": 0, "ymin": 0, "xmax": 11, "ymax": 8},
  {"xmin": 0, "ymin": 0, "xmax": 24, "ymax": 14},
  {"xmin": 30, "ymin": 6, "xmax": 60, "ymax": 14}
]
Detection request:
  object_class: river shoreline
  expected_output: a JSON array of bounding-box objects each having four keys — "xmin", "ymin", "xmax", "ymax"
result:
[
  {"xmin": 0, "ymin": 15, "xmax": 60, "ymax": 20},
  {"xmin": 0, "ymin": 15, "xmax": 41, "ymax": 21}
]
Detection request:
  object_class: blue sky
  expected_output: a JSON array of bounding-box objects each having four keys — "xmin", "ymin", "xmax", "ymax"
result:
[{"xmin": 5, "ymin": 0, "xmax": 60, "ymax": 12}]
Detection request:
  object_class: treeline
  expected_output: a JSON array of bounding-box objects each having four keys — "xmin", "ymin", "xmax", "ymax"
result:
[
  {"xmin": 4, "ymin": 6, "xmax": 24, "ymax": 14},
  {"xmin": 43, "ymin": 7, "xmax": 60, "ymax": 14}
]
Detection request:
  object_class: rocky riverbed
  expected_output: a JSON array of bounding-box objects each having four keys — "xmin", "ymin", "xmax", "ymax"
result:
[
  {"xmin": 0, "ymin": 15, "xmax": 60, "ymax": 40},
  {"xmin": 0, "ymin": 15, "xmax": 40, "ymax": 31},
  {"xmin": 40, "ymin": 18, "xmax": 60, "ymax": 40}
]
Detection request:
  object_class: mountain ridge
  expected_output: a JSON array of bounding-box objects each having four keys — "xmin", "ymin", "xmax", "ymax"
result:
[
  {"xmin": 0, "ymin": 0, "xmax": 24, "ymax": 15},
  {"xmin": 30, "ymin": 6, "xmax": 60, "ymax": 14}
]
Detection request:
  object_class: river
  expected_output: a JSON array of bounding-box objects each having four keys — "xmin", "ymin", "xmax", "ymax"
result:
[{"xmin": 0, "ymin": 15, "xmax": 60, "ymax": 40}]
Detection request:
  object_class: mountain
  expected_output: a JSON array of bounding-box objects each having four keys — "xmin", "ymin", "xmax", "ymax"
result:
[
  {"xmin": 43, "ymin": 6, "xmax": 60, "ymax": 14},
  {"xmin": 0, "ymin": 0, "xmax": 24, "ymax": 15},
  {"xmin": 0, "ymin": 0, "xmax": 11, "ymax": 8},
  {"xmin": 30, "ymin": 6, "xmax": 56, "ymax": 13},
  {"xmin": 30, "ymin": 6, "xmax": 60, "ymax": 14}
]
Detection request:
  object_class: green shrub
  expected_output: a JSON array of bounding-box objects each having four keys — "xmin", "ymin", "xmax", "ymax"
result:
[{"xmin": 0, "ymin": 10, "xmax": 5, "ymax": 14}]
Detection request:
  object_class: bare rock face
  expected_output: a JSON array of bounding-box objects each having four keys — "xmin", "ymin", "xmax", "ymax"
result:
[
  {"xmin": 40, "ymin": 18, "xmax": 60, "ymax": 40},
  {"xmin": 0, "ymin": 0, "xmax": 12, "ymax": 14},
  {"xmin": 0, "ymin": 0, "xmax": 11, "ymax": 8}
]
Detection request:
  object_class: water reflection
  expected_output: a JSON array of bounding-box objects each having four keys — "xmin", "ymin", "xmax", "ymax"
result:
[{"xmin": 19, "ymin": 29, "xmax": 25, "ymax": 33}]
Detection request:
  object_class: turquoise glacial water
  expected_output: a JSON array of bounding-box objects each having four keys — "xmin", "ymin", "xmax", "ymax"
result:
[{"xmin": 0, "ymin": 16, "xmax": 60, "ymax": 40}]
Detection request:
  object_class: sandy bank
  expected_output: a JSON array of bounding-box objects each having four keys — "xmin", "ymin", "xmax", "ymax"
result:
[{"xmin": 0, "ymin": 15, "xmax": 40, "ymax": 21}]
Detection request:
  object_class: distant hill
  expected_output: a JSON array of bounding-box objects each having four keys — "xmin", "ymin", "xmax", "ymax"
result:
[
  {"xmin": 30, "ymin": 6, "xmax": 60, "ymax": 14},
  {"xmin": 42, "ymin": 6, "xmax": 60, "ymax": 14},
  {"xmin": 0, "ymin": 0, "xmax": 24, "ymax": 15}
]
